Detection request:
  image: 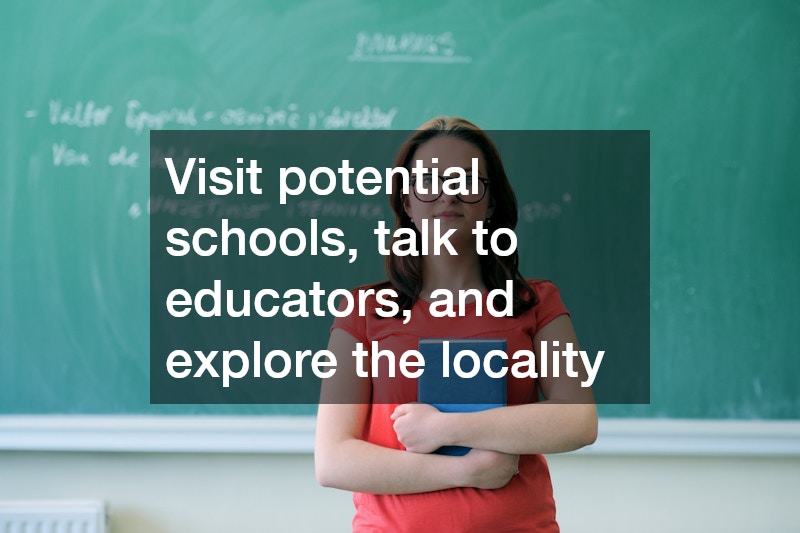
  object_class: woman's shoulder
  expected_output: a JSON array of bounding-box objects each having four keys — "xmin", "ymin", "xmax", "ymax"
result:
[
  {"xmin": 524, "ymin": 278, "xmax": 560, "ymax": 294},
  {"xmin": 522, "ymin": 278, "xmax": 563, "ymax": 302},
  {"xmin": 523, "ymin": 278, "xmax": 570, "ymax": 324}
]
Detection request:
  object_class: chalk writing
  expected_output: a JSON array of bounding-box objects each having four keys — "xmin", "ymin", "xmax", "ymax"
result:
[
  {"xmin": 126, "ymin": 100, "xmax": 198, "ymax": 135},
  {"xmin": 349, "ymin": 32, "xmax": 471, "ymax": 64},
  {"xmin": 128, "ymin": 202, "xmax": 143, "ymax": 219},
  {"xmin": 132, "ymin": 196, "xmax": 386, "ymax": 222},
  {"xmin": 27, "ymin": 100, "xmax": 400, "ymax": 174},
  {"xmin": 309, "ymin": 106, "xmax": 397, "ymax": 129},
  {"xmin": 291, "ymin": 199, "xmax": 386, "ymax": 220},
  {"xmin": 148, "ymin": 195, "xmax": 271, "ymax": 220},
  {"xmin": 520, "ymin": 194, "xmax": 572, "ymax": 222},
  {"xmin": 30, "ymin": 100, "xmax": 398, "ymax": 136},
  {"xmin": 220, "ymin": 104, "xmax": 301, "ymax": 128},
  {"xmin": 49, "ymin": 100, "xmax": 113, "ymax": 127},
  {"xmin": 108, "ymin": 146, "xmax": 139, "ymax": 167},
  {"xmin": 52, "ymin": 141, "xmax": 90, "ymax": 166},
  {"xmin": 31, "ymin": 100, "xmax": 401, "ymax": 220}
]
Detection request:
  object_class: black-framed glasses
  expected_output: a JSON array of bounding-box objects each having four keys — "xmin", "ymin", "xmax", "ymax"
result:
[{"xmin": 410, "ymin": 176, "xmax": 490, "ymax": 203}]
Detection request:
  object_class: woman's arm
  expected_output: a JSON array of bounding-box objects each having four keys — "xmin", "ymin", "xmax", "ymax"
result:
[
  {"xmin": 315, "ymin": 328, "xmax": 519, "ymax": 494},
  {"xmin": 391, "ymin": 315, "xmax": 598, "ymax": 455}
]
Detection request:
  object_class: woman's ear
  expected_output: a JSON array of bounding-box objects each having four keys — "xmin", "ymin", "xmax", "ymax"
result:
[{"xmin": 487, "ymin": 197, "xmax": 496, "ymax": 219}]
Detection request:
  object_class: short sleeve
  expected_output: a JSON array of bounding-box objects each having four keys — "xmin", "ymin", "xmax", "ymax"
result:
[
  {"xmin": 330, "ymin": 289, "xmax": 369, "ymax": 344},
  {"xmin": 530, "ymin": 280, "xmax": 570, "ymax": 331}
]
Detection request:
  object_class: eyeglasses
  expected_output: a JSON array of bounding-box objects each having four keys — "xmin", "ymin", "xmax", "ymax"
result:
[{"xmin": 410, "ymin": 176, "xmax": 490, "ymax": 203}]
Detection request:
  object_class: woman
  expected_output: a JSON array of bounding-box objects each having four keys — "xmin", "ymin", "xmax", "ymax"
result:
[{"xmin": 315, "ymin": 117, "xmax": 597, "ymax": 532}]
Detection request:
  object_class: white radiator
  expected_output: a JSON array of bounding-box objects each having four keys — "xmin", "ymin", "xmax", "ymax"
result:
[{"xmin": 0, "ymin": 501, "xmax": 106, "ymax": 533}]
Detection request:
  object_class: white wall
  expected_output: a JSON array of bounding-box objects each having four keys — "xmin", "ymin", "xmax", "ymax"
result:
[{"xmin": 1, "ymin": 451, "xmax": 798, "ymax": 532}]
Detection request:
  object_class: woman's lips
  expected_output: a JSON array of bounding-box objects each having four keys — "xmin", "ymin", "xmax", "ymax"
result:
[{"xmin": 434, "ymin": 211, "xmax": 463, "ymax": 219}]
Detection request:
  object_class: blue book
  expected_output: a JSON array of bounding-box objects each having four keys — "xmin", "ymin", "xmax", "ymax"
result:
[{"xmin": 417, "ymin": 338, "xmax": 507, "ymax": 456}]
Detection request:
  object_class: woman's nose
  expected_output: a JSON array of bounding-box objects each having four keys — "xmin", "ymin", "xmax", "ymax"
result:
[{"xmin": 439, "ymin": 188, "xmax": 460, "ymax": 203}]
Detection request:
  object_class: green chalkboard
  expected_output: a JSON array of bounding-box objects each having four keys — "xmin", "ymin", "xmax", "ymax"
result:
[{"xmin": 1, "ymin": 1, "xmax": 798, "ymax": 419}]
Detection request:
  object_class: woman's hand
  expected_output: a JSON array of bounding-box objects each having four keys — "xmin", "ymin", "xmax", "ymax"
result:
[
  {"xmin": 391, "ymin": 403, "xmax": 447, "ymax": 453},
  {"xmin": 391, "ymin": 402, "xmax": 519, "ymax": 490},
  {"xmin": 461, "ymin": 448, "xmax": 520, "ymax": 489}
]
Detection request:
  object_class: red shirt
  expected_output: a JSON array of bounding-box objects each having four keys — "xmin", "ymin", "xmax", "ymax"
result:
[{"xmin": 332, "ymin": 280, "xmax": 568, "ymax": 532}]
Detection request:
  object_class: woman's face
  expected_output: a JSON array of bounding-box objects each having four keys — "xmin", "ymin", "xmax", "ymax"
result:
[{"xmin": 403, "ymin": 135, "xmax": 494, "ymax": 243}]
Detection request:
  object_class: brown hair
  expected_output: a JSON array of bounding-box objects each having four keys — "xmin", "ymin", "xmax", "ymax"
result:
[{"xmin": 378, "ymin": 116, "xmax": 537, "ymax": 317}]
